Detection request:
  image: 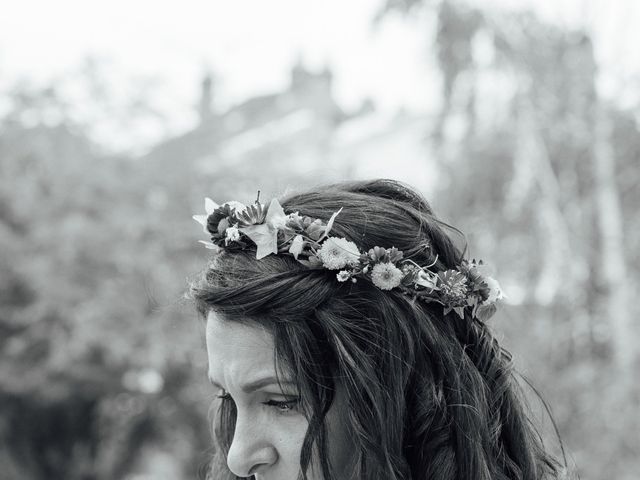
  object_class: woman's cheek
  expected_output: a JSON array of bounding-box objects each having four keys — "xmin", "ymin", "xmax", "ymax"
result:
[{"xmin": 270, "ymin": 412, "xmax": 314, "ymax": 477}]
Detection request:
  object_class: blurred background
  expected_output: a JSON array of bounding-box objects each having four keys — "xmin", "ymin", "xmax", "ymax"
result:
[{"xmin": 1, "ymin": 0, "xmax": 638, "ymax": 478}]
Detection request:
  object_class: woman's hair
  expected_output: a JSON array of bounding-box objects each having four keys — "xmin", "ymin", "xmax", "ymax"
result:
[{"xmin": 189, "ymin": 179, "xmax": 565, "ymax": 480}]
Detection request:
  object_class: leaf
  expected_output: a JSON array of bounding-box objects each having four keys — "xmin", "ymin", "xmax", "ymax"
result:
[
  {"xmin": 305, "ymin": 220, "xmax": 325, "ymax": 241},
  {"xmin": 298, "ymin": 256, "xmax": 323, "ymax": 268},
  {"xmin": 320, "ymin": 207, "xmax": 342, "ymax": 241},
  {"xmin": 307, "ymin": 255, "xmax": 323, "ymax": 267},
  {"xmin": 280, "ymin": 229, "xmax": 297, "ymax": 243},
  {"xmin": 475, "ymin": 303, "xmax": 497, "ymax": 322},
  {"xmin": 266, "ymin": 198, "xmax": 287, "ymax": 228},
  {"xmin": 417, "ymin": 295, "xmax": 440, "ymax": 305},
  {"xmin": 239, "ymin": 224, "xmax": 278, "ymax": 259}
]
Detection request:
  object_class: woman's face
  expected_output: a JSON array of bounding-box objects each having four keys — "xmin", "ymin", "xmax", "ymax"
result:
[{"xmin": 206, "ymin": 311, "xmax": 354, "ymax": 480}]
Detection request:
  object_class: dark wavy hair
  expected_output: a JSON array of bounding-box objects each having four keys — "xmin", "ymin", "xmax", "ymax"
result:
[{"xmin": 189, "ymin": 179, "xmax": 566, "ymax": 480}]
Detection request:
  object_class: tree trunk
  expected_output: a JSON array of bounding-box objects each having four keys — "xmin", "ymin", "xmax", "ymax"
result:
[{"xmin": 593, "ymin": 103, "xmax": 633, "ymax": 373}]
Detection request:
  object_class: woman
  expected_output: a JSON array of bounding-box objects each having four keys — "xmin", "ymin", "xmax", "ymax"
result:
[{"xmin": 189, "ymin": 179, "xmax": 566, "ymax": 480}]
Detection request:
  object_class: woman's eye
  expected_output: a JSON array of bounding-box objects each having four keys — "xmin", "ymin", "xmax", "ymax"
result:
[
  {"xmin": 263, "ymin": 398, "xmax": 300, "ymax": 413},
  {"xmin": 215, "ymin": 391, "xmax": 300, "ymax": 413}
]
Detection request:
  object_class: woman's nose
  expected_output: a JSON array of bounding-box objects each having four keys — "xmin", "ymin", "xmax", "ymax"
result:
[{"xmin": 226, "ymin": 415, "xmax": 278, "ymax": 477}]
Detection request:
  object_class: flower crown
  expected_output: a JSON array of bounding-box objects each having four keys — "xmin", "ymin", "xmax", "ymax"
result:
[{"xmin": 193, "ymin": 194, "xmax": 504, "ymax": 322}]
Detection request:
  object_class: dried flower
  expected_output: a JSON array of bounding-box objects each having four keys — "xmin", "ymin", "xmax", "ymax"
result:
[
  {"xmin": 225, "ymin": 226, "xmax": 240, "ymax": 245},
  {"xmin": 206, "ymin": 204, "xmax": 236, "ymax": 235},
  {"xmin": 305, "ymin": 219, "xmax": 326, "ymax": 241},
  {"xmin": 289, "ymin": 235, "xmax": 305, "ymax": 259},
  {"xmin": 193, "ymin": 195, "xmax": 504, "ymax": 322},
  {"xmin": 371, "ymin": 263, "xmax": 404, "ymax": 290},
  {"xmin": 368, "ymin": 246, "xmax": 388, "ymax": 262},
  {"xmin": 238, "ymin": 199, "xmax": 288, "ymax": 259},
  {"xmin": 336, "ymin": 270, "xmax": 351, "ymax": 282},
  {"xmin": 415, "ymin": 269, "xmax": 438, "ymax": 289},
  {"xmin": 481, "ymin": 276, "xmax": 504, "ymax": 305},
  {"xmin": 438, "ymin": 270, "xmax": 469, "ymax": 306},
  {"xmin": 286, "ymin": 211, "xmax": 304, "ymax": 229},
  {"xmin": 235, "ymin": 202, "xmax": 266, "ymax": 227},
  {"xmin": 317, "ymin": 237, "xmax": 361, "ymax": 270},
  {"xmin": 225, "ymin": 201, "xmax": 247, "ymax": 214},
  {"xmin": 387, "ymin": 247, "xmax": 404, "ymax": 263}
]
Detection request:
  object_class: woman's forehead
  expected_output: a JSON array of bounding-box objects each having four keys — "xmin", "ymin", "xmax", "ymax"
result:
[
  {"xmin": 205, "ymin": 311, "xmax": 277, "ymax": 383},
  {"xmin": 206, "ymin": 311, "xmax": 272, "ymax": 343}
]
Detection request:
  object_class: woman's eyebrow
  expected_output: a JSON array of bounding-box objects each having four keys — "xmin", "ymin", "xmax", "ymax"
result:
[{"xmin": 208, "ymin": 374, "xmax": 297, "ymax": 393}]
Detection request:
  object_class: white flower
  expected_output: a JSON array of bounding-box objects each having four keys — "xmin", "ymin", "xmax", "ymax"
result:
[
  {"xmin": 287, "ymin": 211, "xmax": 303, "ymax": 224},
  {"xmin": 370, "ymin": 263, "xmax": 404, "ymax": 291},
  {"xmin": 482, "ymin": 276, "xmax": 504, "ymax": 305},
  {"xmin": 225, "ymin": 226, "xmax": 241, "ymax": 245},
  {"xmin": 336, "ymin": 270, "xmax": 351, "ymax": 282},
  {"xmin": 316, "ymin": 237, "xmax": 361, "ymax": 270},
  {"xmin": 237, "ymin": 199, "xmax": 287, "ymax": 259},
  {"xmin": 224, "ymin": 200, "xmax": 246, "ymax": 213}
]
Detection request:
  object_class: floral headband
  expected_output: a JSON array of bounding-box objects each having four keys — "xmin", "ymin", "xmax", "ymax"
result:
[{"xmin": 193, "ymin": 195, "xmax": 504, "ymax": 321}]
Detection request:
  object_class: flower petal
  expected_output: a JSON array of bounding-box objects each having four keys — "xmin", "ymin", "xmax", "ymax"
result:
[
  {"xmin": 205, "ymin": 197, "xmax": 219, "ymax": 215},
  {"xmin": 289, "ymin": 234, "xmax": 305, "ymax": 259},
  {"xmin": 224, "ymin": 201, "xmax": 247, "ymax": 214},
  {"xmin": 193, "ymin": 214, "xmax": 211, "ymax": 234},
  {"xmin": 193, "ymin": 214, "xmax": 208, "ymax": 230},
  {"xmin": 198, "ymin": 240, "xmax": 220, "ymax": 251},
  {"xmin": 217, "ymin": 218, "xmax": 230, "ymax": 235}
]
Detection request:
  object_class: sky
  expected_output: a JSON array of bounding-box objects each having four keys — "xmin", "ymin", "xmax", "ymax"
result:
[
  {"xmin": 1, "ymin": 0, "xmax": 638, "ymax": 151},
  {"xmin": 0, "ymin": 0, "xmax": 436, "ymax": 111}
]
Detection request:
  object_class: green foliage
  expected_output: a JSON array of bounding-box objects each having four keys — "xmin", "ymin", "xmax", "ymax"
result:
[{"xmin": 0, "ymin": 104, "xmax": 214, "ymax": 477}]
